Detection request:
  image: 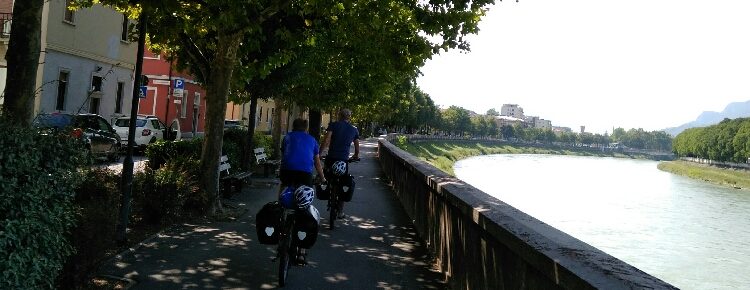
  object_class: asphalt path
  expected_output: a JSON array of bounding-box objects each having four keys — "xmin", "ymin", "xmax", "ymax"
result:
[{"xmin": 97, "ymin": 139, "xmax": 446, "ymax": 289}]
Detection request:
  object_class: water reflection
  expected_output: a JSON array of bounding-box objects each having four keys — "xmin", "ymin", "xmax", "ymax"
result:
[{"xmin": 454, "ymin": 154, "xmax": 750, "ymax": 290}]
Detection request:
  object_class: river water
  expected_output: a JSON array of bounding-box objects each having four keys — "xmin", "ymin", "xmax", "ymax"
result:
[{"xmin": 453, "ymin": 154, "xmax": 750, "ymax": 290}]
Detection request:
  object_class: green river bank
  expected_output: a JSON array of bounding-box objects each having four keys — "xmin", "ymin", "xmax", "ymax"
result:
[
  {"xmin": 657, "ymin": 160, "xmax": 750, "ymax": 190},
  {"xmin": 395, "ymin": 140, "xmax": 654, "ymax": 176}
]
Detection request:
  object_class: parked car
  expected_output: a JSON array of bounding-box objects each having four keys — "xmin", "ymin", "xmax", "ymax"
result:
[
  {"xmin": 224, "ymin": 119, "xmax": 244, "ymax": 130},
  {"xmin": 112, "ymin": 115, "xmax": 173, "ymax": 151},
  {"xmin": 32, "ymin": 113, "xmax": 122, "ymax": 162}
]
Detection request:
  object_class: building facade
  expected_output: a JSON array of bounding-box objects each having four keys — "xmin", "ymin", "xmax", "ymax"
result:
[
  {"xmin": 142, "ymin": 51, "xmax": 207, "ymax": 137},
  {"xmin": 500, "ymin": 104, "xmax": 525, "ymax": 119},
  {"xmin": 0, "ymin": 0, "xmax": 12, "ymax": 103},
  {"xmin": 495, "ymin": 115, "xmax": 524, "ymax": 128},
  {"xmin": 34, "ymin": 1, "xmax": 137, "ymax": 120}
]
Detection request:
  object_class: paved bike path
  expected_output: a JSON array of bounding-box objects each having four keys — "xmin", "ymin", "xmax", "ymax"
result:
[{"xmin": 97, "ymin": 139, "xmax": 445, "ymax": 289}]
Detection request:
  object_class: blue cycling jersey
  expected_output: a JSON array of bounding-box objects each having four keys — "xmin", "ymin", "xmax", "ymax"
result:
[{"xmin": 281, "ymin": 131, "xmax": 319, "ymax": 173}]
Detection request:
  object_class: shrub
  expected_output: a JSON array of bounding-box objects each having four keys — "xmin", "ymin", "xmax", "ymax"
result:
[
  {"xmin": 0, "ymin": 121, "xmax": 87, "ymax": 289},
  {"xmin": 58, "ymin": 169, "xmax": 120, "ymax": 288},
  {"xmin": 145, "ymin": 138, "xmax": 203, "ymax": 170},
  {"xmin": 133, "ymin": 160, "xmax": 199, "ymax": 224}
]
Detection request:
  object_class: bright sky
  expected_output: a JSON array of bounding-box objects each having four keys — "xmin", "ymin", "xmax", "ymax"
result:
[{"xmin": 417, "ymin": 0, "xmax": 750, "ymax": 134}]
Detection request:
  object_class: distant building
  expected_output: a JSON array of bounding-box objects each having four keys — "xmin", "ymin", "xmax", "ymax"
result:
[
  {"xmin": 501, "ymin": 104, "xmax": 525, "ymax": 119},
  {"xmin": 553, "ymin": 126, "xmax": 572, "ymax": 133},
  {"xmin": 535, "ymin": 118, "xmax": 552, "ymax": 130},
  {"xmin": 495, "ymin": 115, "xmax": 524, "ymax": 128},
  {"xmin": 580, "ymin": 126, "xmax": 586, "ymax": 133}
]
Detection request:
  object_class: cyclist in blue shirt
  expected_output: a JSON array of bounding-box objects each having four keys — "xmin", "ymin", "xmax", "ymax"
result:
[
  {"xmin": 320, "ymin": 109, "xmax": 360, "ymax": 218},
  {"xmin": 280, "ymin": 118, "xmax": 326, "ymax": 192},
  {"xmin": 279, "ymin": 118, "xmax": 325, "ymax": 265}
]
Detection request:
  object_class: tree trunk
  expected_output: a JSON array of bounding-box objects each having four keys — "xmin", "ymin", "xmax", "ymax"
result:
[
  {"xmin": 242, "ymin": 93, "xmax": 258, "ymax": 171},
  {"xmin": 309, "ymin": 108, "xmax": 322, "ymax": 143},
  {"xmin": 2, "ymin": 0, "xmax": 44, "ymax": 125},
  {"xmin": 271, "ymin": 98, "xmax": 284, "ymax": 159},
  {"xmin": 199, "ymin": 33, "xmax": 241, "ymax": 215}
]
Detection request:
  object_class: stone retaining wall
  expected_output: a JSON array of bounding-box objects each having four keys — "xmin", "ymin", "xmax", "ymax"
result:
[{"xmin": 378, "ymin": 138, "xmax": 677, "ymax": 290}]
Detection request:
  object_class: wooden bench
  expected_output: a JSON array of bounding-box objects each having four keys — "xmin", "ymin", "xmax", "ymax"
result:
[
  {"xmin": 219, "ymin": 155, "xmax": 252, "ymax": 198},
  {"xmin": 254, "ymin": 147, "xmax": 281, "ymax": 177}
]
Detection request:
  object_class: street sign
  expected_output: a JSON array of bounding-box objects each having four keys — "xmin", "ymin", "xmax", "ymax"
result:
[
  {"xmin": 139, "ymin": 86, "xmax": 147, "ymax": 98},
  {"xmin": 174, "ymin": 79, "xmax": 185, "ymax": 89},
  {"xmin": 174, "ymin": 99, "xmax": 182, "ymax": 104},
  {"xmin": 173, "ymin": 89, "xmax": 183, "ymax": 98}
]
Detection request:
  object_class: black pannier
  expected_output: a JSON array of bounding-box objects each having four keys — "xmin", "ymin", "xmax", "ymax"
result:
[
  {"xmin": 294, "ymin": 205, "xmax": 321, "ymax": 249},
  {"xmin": 340, "ymin": 174, "xmax": 355, "ymax": 202},
  {"xmin": 315, "ymin": 182, "xmax": 330, "ymax": 200},
  {"xmin": 256, "ymin": 201, "xmax": 282, "ymax": 244}
]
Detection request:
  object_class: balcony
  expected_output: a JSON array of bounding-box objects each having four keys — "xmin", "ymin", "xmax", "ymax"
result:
[{"xmin": 0, "ymin": 13, "xmax": 10, "ymax": 38}]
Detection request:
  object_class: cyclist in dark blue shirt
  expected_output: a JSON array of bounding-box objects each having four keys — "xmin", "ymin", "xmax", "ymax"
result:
[{"xmin": 320, "ymin": 109, "xmax": 360, "ymax": 218}]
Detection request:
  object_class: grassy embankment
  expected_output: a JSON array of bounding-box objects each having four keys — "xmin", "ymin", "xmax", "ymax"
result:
[
  {"xmin": 395, "ymin": 140, "xmax": 639, "ymax": 175},
  {"xmin": 657, "ymin": 160, "xmax": 750, "ymax": 190}
]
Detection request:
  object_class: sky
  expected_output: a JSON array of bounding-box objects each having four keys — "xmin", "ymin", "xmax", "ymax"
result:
[{"xmin": 417, "ymin": 0, "xmax": 750, "ymax": 134}]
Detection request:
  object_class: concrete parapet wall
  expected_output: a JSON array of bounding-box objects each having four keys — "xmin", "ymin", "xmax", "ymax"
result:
[
  {"xmin": 378, "ymin": 138, "xmax": 677, "ymax": 290},
  {"xmin": 681, "ymin": 157, "xmax": 750, "ymax": 170}
]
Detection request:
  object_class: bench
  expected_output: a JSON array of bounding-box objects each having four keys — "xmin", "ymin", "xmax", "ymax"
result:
[
  {"xmin": 219, "ymin": 155, "xmax": 252, "ymax": 198},
  {"xmin": 254, "ymin": 147, "xmax": 281, "ymax": 177}
]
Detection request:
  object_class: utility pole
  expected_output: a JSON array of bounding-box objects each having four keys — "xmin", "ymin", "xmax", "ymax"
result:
[
  {"xmin": 164, "ymin": 55, "xmax": 173, "ymax": 139},
  {"xmin": 117, "ymin": 10, "xmax": 148, "ymax": 244}
]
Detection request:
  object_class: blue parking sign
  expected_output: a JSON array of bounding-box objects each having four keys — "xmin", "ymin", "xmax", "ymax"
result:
[
  {"xmin": 139, "ymin": 86, "xmax": 147, "ymax": 98},
  {"xmin": 174, "ymin": 79, "xmax": 185, "ymax": 89}
]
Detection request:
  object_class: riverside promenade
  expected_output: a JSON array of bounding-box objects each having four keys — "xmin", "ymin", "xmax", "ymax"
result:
[{"xmin": 97, "ymin": 139, "xmax": 445, "ymax": 289}]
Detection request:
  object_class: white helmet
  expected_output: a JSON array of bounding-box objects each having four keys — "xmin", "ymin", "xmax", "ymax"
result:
[
  {"xmin": 294, "ymin": 185, "xmax": 315, "ymax": 209},
  {"xmin": 331, "ymin": 161, "xmax": 347, "ymax": 176}
]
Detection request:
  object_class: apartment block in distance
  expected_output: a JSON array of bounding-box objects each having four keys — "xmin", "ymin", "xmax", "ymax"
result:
[{"xmin": 501, "ymin": 104, "xmax": 525, "ymax": 119}]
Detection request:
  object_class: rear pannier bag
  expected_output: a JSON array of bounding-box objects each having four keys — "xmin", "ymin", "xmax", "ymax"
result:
[
  {"xmin": 340, "ymin": 174, "xmax": 355, "ymax": 202},
  {"xmin": 316, "ymin": 182, "xmax": 330, "ymax": 200},
  {"xmin": 294, "ymin": 205, "xmax": 321, "ymax": 249},
  {"xmin": 256, "ymin": 201, "xmax": 282, "ymax": 244}
]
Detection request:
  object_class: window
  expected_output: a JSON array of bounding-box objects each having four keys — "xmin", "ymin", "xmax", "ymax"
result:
[
  {"xmin": 258, "ymin": 106, "xmax": 263, "ymax": 122},
  {"xmin": 194, "ymin": 92, "xmax": 200, "ymax": 106},
  {"xmin": 266, "ymin": 108, "xmax": 271, "ymax": 123},
  {"xmin": 120, "ymin": 14, "xmax": 129, "ymax": 41},
  {"xmin": 63, "ymin": 0, "xmax": 75, "ymax": 23},
  {"xmin": 55, "ymin": 71, "xmax": 69, "ymax": 111},
  {"xmin": 150, "ymin": 120, "xmax": 162, "ymax": 130},
  {"xmin": 115, "ymin": 82, "xmax": 124, "ymax": 113},
  {"xmin": 91, "ymin": 75, "xmax": 103, "ymax": 92},
  {"xmin": 180, "ymin": 90, "xmax": 188, "ymax": 118},
  {"xmin": 89, "ymin": 97, "xmax": 100, "ymax": 115}
]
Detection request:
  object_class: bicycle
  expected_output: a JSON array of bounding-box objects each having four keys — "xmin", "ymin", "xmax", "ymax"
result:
[
  {"xmin": 276, "ymin": 204, "xmax": 297, "ymax": 286},
  {"xmin": 324, "ymin": 157, "xmax": 359, "ymax": 230},
  {"xmin": 274, "ymin": 185, "xmax": 316, "ymax": 287}
]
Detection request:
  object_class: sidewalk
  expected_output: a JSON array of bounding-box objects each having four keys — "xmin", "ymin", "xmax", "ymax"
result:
[{"xmin": 97, "ymin": 139, "xmax": 445, "ymax": 289}]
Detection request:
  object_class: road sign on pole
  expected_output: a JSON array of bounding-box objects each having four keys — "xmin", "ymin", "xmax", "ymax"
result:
[
  {"xmin": 139, "ymin": 86, "xmax": 147, "ymax": 98},
  {"xmin": 173, "ymin": 79, "xmax": 185, "ymax": 99}
]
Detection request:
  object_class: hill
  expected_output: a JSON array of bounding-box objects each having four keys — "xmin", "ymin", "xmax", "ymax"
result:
[{"xmin": 664, "ymin": 100, "xmax": 750, "ymax": 136}]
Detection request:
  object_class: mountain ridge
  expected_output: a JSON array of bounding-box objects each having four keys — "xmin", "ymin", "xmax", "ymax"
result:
[{"xmin": 664, "ymin": 100, "xmax": 750, "ymax": 136}]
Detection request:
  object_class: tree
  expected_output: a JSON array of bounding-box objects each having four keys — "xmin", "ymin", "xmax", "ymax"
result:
[
  {"xmin": 442, "ymin": 106, "xmax": 472, "ymax": 136},
  {"xmin": 1, "ymin": 0, "xmax": 44, "ymax": 125},
  {"xmin": 486, "ymin": 108, "xmax": 499, "ymax": 116}
]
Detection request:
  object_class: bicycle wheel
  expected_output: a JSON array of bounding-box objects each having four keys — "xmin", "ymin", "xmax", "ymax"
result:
[{"xmin": 278, "ymin": 216, "xmax": 292, "ymax": 286}]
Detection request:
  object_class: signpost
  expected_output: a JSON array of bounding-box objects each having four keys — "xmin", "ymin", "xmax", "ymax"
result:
[
  {"xmin": 139, "ymin": 86, "xmax": 147, "ymax": 98},
  {"xmin": 173, "ymin": 78, "xmax": 184, "ymax": 98}
]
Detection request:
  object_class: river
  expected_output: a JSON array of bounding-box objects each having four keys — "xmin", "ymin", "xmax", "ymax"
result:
[{"xmin": 453, "ymin": 154, "xmax": 750, "ymax": 290}]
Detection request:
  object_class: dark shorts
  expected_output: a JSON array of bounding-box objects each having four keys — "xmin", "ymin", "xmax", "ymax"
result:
[{"xmin": 279, "ymin": 169, "xmax": 313, "ymax": 187}]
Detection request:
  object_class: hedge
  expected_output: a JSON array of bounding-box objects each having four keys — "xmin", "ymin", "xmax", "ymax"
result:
[{"xmin": 0, "ymin": 121, "xmax": 88, "ymax": 289}]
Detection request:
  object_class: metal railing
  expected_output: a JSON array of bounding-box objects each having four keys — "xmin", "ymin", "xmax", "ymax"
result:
[{"xmin": 0, "ymin": 13, "xmax": 11, "ymax": 38}]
